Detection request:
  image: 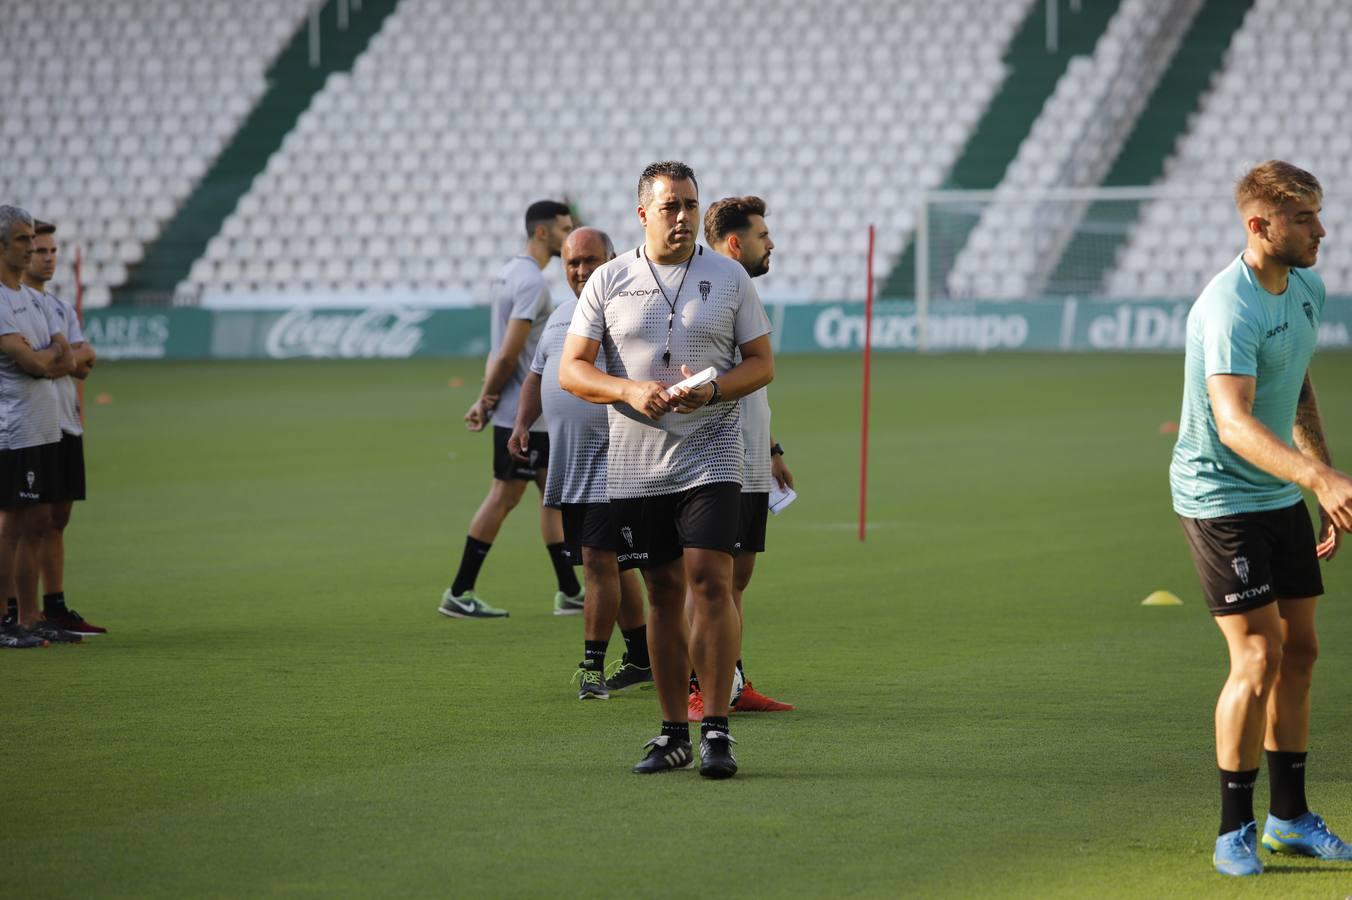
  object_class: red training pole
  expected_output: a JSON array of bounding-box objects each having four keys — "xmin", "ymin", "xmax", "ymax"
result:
[
  {"xmin": 74, "ymin": 246, "xmax": 85, "ymax": 428},
  {"xmin": 858, "ymin": 224, "xmax": 875, "ymax": 543}
]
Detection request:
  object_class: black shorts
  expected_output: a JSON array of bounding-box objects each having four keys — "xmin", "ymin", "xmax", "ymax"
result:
[
  {"xmin": 613, "ymin": 482, "xmax": 742, "ymax": 569},
  {"xmin": 492, "ymin": 426, "xmax": 549, "ymax": 481},
  {"xmin": 0, "ymin": 441, "xmax": 62, "ymax": 508},
  {"xmin": 735, "ymin": 492, "xmax": 769, "ymax": 555},
  {"xmin": 561, "ymin": 501, "xmax": 643, "ymax": 571},
  {"xmin": 58, "ymin": 433, "xmax": 86, "ymax": 502},
  {"xmin": 1179, "ymin": 501, "xmax": 1324, "ymax": 616}
]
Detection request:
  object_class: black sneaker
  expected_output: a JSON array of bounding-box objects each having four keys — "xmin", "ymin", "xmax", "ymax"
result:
[
  {"xmin": 29, "ymin": 617, "xmax": 83, "ymax": 644},
  {"xmin": 46, "ymin": 606, "xmax": 107, "ymax": 635},
  {"xmin": 699, "ymin": 730, "xmax": 738, "ymax": 779},
  {"xmin": 631, "ymin": 735, "xmax": 693, "ymax": 774},
  {"xmin": 572, "ymin": 663, "xmax": 609, "ymax": 701},
  {"xmin": 605, "ymin": 655, "xmax": 654, "ymax": 692},
  {"xmin": 1, "ymin": 621, "xmax": 47, "ymax": 648}
]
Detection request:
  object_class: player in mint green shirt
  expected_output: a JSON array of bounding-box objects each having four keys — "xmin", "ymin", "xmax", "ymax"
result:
[{"xmin": 1171, "ymin": 161, "xmax": 1352, "ymax": 877}]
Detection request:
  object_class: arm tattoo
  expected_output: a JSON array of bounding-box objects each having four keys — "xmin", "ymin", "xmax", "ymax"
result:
[{"xmin": 1293, "ymin": 373, "xmax": 1333, "ymax": 466}]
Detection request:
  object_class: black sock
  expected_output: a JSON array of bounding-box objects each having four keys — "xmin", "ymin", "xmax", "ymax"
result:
[
  {"xmin": 1267, "ymin": 750, "xmax": 1309, "ymax": 820},
  {"xmin": 2, "ymin": 598, "xmax": 15, "ymax": 626},
  {"xmin": 42, "ymin": 591, "xmax": 66, "ymax": 615},
  {"xmin": 583, "ymin": 640, "xmax": 607, "ymax": 671},
  {"xmin": 1219, "ymin": 767, "xmax": 1260, "ymax": 835},
  {"xmin": 661, "ymin": 720, "xmax": 689, "ymax": 743},
  {"xmin": 450, "ymin": 537, "xmax": 492, "ymax": 596},
  {"xmin": 621, "ymin": 625, "xmax": 649, "ymax": 667},
  {"xmin": 546, "ymin": 543, "xmax": 581, "ymax": 596},
  {"xmin": 736, "ymin": 658, "xmax": 745, "ymax": 679},
  {"xmin": 701, "ymin": 716, "xmax": 730, "ymax": 737}
]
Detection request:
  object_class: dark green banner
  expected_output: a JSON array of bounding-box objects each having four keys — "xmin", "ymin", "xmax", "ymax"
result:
[{"xmin": 82, "ymin": 299, "xmax": 1351, "ymax": 359}]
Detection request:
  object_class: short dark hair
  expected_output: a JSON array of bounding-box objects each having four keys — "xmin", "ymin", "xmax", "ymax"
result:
[
  {"xmin": 524, "ymin": 200, "xmax": 572, "ymax": 238},
  {"xmin": 33, "ymin": 220, "xmax": 56, "ymax": 236},
  {"xmin": 638, "ymin": 161, "xmax": 698, "ymax": 208},
  {"xmin": 704, "ymin": 196, "xmax": 767, "ymax": 246}
]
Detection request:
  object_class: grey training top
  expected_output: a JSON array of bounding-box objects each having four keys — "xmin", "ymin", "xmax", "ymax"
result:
[
  {"xmin": 40, "ymin": 291, "xmax": 84, "ymax": 436},
  {"xmin": 569, "ymin": 244, "xmax": 772, "ymax": 499},
  {"xmin": 0, "ymin": 284, "xmax": 64, "ymax": 449},
  {"xmin": 531, "ymin": 298, "xmax": 610, "ymax": 506},
  {"xmin": 740, "ymin": 386, "xmax": 773, "ymax": 493},
  {"xmin": 489, "ymin": 254, "xmax": 551, "ymax": 432}
]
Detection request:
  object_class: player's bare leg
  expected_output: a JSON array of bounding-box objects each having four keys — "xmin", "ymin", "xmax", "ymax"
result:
[
  {"xmin": 1266, "ymin": 597, "xmax": 1316, "ymax": 753},
  {"xmin": 14, "ymin": 505, "xmax": 52, "ymax": 625},
  {"xmin": 617, "ymin": 569, "xmax": 645, "ymax": 631},
  {"xmin": 581, "ymin": 548, "xmax": 622, "ymax": 645},
  {"xmin": 466, "ymin": 478, "xmax": 529, "ymax": 543},
  {"xmin": 685, "ymin": 548, "xmax": 739, "ymax": 719},
  {"xmin": 40, "ymin": 500, "xmax": 71, "ymax": 594},
  {"xmin": 1256, "ymin": 595, "xmax": 1349, "ymax": 858},
  {"xmin": 731, "ymin": 551, "xmax": 754, "ymax": 621},
  {"xmin": 642, "ymin": 558, "xmax": 691, "ymax": 723},
  {"xmin": 1214, "ymin": 605, "xmax": 1283, "ymax": 770}
]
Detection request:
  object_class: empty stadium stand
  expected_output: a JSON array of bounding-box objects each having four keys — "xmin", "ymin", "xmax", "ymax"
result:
[
  {"xmin": 947, "ymin": 0, "xmax": 1204, "ymax": 299},
  {"xmin": 0, "ymin": 0, "xmax": 316, "ymax": 307},
  {"xmin": 186, "ymin": 0, "xmax": 1034, "ymax": 305},
  {"xmin": 1106, "ymin": 0, "xmax": 1352, "ymax": 297}
]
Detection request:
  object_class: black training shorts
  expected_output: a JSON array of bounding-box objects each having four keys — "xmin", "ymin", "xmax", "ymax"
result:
[
  {"xmin": 0, "ymin": 441, "xmax": 62, "ymax": 508},
  {"xmin": 1179, "ymin": 501, "xmax": 1324, "ymax": 616},
  {"xmin": 560, "ymin": 501, "xmax": 645, "ymax": 571},
  {"xmin": 492, "ymin": 425, "xmax": 549, "ymax": 481},
  {"xmin": 735, "ymin": 492, "xmax": 769, "ymax": 555},
  {"xmin": 612, "ymin": 482, "xmax": 742, "ymax": 569}
]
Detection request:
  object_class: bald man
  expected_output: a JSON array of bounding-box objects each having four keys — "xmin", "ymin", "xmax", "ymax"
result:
[{"xmin": 511, "ymin": 228, "xmax": 652, "ymax": 699}]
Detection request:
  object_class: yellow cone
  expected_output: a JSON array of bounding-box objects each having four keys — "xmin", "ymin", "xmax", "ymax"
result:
[{"xmin": 1142, "ymin": 590, "xmax": 1183, "ymax": 606}]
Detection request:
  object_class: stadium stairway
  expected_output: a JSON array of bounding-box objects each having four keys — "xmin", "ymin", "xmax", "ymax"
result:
[
  {"xmin": 1045, "ymin": 0, "xmax": 1255, "ymax": 295},
  {"xmin": 881, "ymin": 0, "xmax": 1122, "ymax": 300},
  {"xmin": 114, "ymin": 0, "xmax": 401, "ymax": 306}
]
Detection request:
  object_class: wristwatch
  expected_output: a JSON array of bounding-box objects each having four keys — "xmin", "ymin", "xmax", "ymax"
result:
[
  {"xmin": 770, "ymin": 442, "xmax": 785, "ymax": 457},
  {"xmin": 707, "ymin": 381, "xmax": 722, "ymax": 405}
]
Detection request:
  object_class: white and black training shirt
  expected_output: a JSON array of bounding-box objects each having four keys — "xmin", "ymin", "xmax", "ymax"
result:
[
  {"xmin": 0, "ymin": 284, "xmax": 64, "ymax": 450},
  {"xmin": 531, "ymin": 298, "xmax": 609, "ymax": 507},
  {"xmin": 740, "ymin": 386, "xmax": 773, "ymax": 493},
  {"xmin": 39, "ymin": 291, "xmax": 84, "ymax": 437},
  {"xmin": 488, "ymin": 254, "xmax": 552, "ymax": 433},
  {"xmin": 569, "ymin": 244, "xmax": 772, "ymax": 499}
]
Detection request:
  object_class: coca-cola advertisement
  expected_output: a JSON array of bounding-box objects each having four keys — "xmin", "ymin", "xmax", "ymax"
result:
[{"xmin": 264, "ymin": 308, "xmax": 433, "ymax": 359}]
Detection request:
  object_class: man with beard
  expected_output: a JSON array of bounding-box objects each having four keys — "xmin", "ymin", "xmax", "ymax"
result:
[
  {"xmin": 690, "ymin": 195, "xmax": 794, "ymax": 717},
  {"xmin": 1170, "ymin": 161, "xmax": 1352, "ymax": 876}
]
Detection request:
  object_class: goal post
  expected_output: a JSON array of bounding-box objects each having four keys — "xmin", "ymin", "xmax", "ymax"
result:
[{"xmin": 910, "ymin": 185, "xmax": 1231, "ymax": 347}]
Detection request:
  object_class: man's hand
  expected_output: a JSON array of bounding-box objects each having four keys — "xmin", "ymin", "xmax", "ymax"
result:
[
  {"xmin": 625, "ymin": 381, "xmax": 674, "ymax": 419},
  {"xmin": 1313, "ymin": 467, "xmax": 1352, "ymax": 534},
  {"xmin": 463, "ymin": 394, "xmax": 496, "ymax": 432},
  {"xmin": 508, "ymin": 425, "xmax": 532, "ymax": 462},
  {"xmin": 1316, "ymin": 509, "xmax": 1341, "ymax": 561},
  {"xmin": 669, "ymin": 364, "xmax": 714, "ymax": 414},
  {"xmin": 772, "ymin": 454, "xmax": 794, "ymax": 490}
]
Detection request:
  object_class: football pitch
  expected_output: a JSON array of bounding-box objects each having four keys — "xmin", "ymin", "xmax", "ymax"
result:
[{"xmin": 6, "ymin": 352, "xmax": 1350, "ymax": 898}]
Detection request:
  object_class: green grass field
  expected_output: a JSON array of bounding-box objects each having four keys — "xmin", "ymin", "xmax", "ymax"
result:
[{"xmin": 6, "ymin": 352, "xmax": 1351, "ymax": 898}]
